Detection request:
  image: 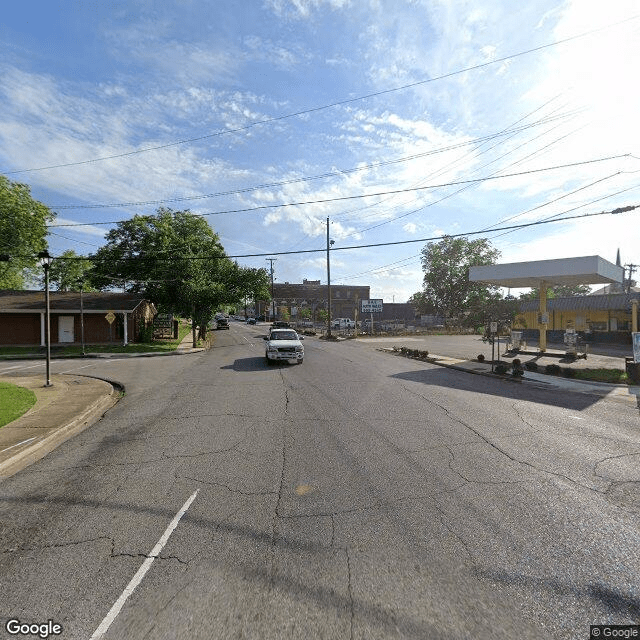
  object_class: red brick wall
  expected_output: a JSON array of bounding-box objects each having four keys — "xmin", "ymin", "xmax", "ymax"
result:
[{"xmin": 0, "ymin": 314, "xmax": 41, "ymax": 345}]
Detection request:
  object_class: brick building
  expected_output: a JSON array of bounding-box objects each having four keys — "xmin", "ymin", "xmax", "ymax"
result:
[
  {"xmin": 260, "ymin": 279, "xmax": 370, "ymax": 322},
  {"xmin": 0, "ymin": 290, "xmax": 156, "ymax": 347}
]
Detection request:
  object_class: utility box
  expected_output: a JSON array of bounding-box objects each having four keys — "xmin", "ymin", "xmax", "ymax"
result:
[
  {"xmin": 510, "ymin": 331, "xmax": 524, "ymax": 351},
  {"xmin": 564, "ymin": 328, "xmax": 578, "ymax": 356}
]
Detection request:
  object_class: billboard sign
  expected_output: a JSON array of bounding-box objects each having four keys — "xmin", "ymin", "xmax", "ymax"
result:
[{"xmin": 361, "ymin": 299, "xmax": 383, "ymax": 313}]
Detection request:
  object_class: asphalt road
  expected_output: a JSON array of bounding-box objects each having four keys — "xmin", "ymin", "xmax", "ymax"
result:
[{"xmin": 1, "ymin": 323, "xmax": 639, "ymax": 639}]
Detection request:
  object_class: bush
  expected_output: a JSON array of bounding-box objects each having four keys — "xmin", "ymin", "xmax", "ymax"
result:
[
  {"xmin": 512, "ymin": 358, "xmax": 521, "ymax": 366},
  {"xmin": 525, "ymin": 361, "xmax": 538, "ymax": 371},
  {"xmin": 563, "ymin": 368, "xmax": 576, "ymax": 378},
  {"xmin": 137, "ymin": 320, "xmax": 154, "ymax": 344},
  {"xmin": 495, "ymin": 363, "xmax": 508, "ymax": 375},
  {"xmin": 477, "ymin": 354, "xmax": 485, "ymax": 362},
  {"xmin": 545, "ymin": 364, "xmax": 561, "ymax": 375}
]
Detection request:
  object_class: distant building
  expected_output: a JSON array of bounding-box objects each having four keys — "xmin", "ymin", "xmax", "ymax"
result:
[{"xmin": 260, "ymin": 281, "xmax": 370, "ymax": 321}]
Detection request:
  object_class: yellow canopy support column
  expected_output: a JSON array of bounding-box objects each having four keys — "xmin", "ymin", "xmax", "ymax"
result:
[
  {"xmin": 632, "ymin": 298, "xmax": 638, "ymax": 333},
  {"xmin": 539, "ymin": 280, "xmax": 547, "ymax": 352}
]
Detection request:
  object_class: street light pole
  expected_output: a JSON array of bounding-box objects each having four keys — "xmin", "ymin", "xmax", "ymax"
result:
[
  {"xmin": 326, "ymin": 217, "xmax": 334, "ymax": 338},
  {"xmin": 38, "ymin": 251, "xmax": 53, "ymax": 387}
]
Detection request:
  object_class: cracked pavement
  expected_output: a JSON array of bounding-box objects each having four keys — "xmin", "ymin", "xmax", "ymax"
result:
[{"xmin": 0, "ymin": 324, "xmax": 639, "ymax": 639}]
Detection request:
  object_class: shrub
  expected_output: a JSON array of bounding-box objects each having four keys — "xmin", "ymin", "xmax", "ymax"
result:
[
  {"xmin": 495, "ymin": 363, "xmax": 508, "ymax": 375},
  {"xmin": 137, "ymin": 320, "xmax": 154, "ymax": 344},
  {"xmin": 525, "ymin": 361, "xmax": 538, "ymax": 371},
  {"xmin": 477, "ymin": 354, "xmax": 485, "ymax": 362},
  {"xmin": 512, "ymin": 358, "xmax": 521, "ymax": 366},
  {"xmin": 563, "ymin": 368, "xmax": 576, "ymax": 378},
  {"xmin": 545, "ymin": 364, "xmax": 561, "ymax": 375}
]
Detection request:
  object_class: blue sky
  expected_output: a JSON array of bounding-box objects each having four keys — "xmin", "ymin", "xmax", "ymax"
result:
[{"xmin": 1, "ymin": 0, "xmax": 639, "ymax": 301}]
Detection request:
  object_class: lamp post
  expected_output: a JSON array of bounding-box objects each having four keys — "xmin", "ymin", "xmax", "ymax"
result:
[
  {"xmin": 326, "ymin": 217, "xmax": 334, "ymax": 337},
  {"xmin": 37, "ymin": 251, "xmax": 53, "ymax": 387}
]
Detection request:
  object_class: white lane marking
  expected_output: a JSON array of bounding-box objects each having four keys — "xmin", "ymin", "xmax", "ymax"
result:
[
  {"xmin": 89, "ymin": 489, "xmax": 199, "ymax": 639},
  {"xmin": 0, "ymin": 437, "xmax": 39, "ymax": 453},
  {"xmin": 0, "ymin": 363, "xmax": 44, "ymax": 375}
]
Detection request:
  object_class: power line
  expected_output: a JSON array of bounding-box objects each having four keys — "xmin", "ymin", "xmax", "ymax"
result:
[
  {"xmin": 4, "ymin": 15, "xmax": 637, "ymax": 176},
  {"xmin": 46, "ymin": 154, "xmax": 634, "ymax": 229},
  {"xmin": 48, "ymin": 108, "xmax": 578, "ymax": 210},
  {"xmin": 16, "ymin": 203, "xmax": 635, "ymax": 262}
]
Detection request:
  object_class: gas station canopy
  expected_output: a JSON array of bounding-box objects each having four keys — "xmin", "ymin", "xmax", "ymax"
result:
[{"xmin": 469, "ymin": 255, "xmax": 623, "ymax": 289}]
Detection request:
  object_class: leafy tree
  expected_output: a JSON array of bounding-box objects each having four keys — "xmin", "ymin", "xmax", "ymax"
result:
[
  {"xmin": 45, "ymin": 250, "xmax": 95, "ymax": 291},
  {"xmin": 407, "ymin": 291, "xmax": 438, "ymax": 315},
  {"xmin": 413, "ymin": 235, "xmax": 500, "ymax": 325},
  {"xmin": 90, "ymin": 208, "xmax": 270, "ymax": 334},
  {"xmin": 519, "ymin": 283, "xmax": 592, "ymax": 300},
  {"xmin": 0, "ymin": 175, "xmax": 55, "ymax": 288}
]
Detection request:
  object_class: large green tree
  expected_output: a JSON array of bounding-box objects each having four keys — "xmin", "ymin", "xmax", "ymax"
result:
[
  {"xmin": 44, "ymin": 249, "xmax": 95, "ymax": 291},
  {"xmin": 90, "ymin": 208, "xmax": 270, "ymax": 331},
  {"xmin": 413, "ymin": 235, "xmax": 500, "ymax": 325},
  {"xmin": 0, "ymin": 175, "xmax": 55, "ymax": 288}
]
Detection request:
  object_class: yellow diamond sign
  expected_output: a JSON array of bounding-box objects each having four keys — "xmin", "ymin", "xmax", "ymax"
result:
[{"xmin": 105, "ymin": 312, "xmax": 116, "ymax": 325}]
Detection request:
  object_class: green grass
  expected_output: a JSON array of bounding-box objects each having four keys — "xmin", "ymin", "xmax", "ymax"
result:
[
  {"xmin": 0, "ymin": 323, "xmax": 196, "ymax": 358},
  {"xmin": 0, "ymin": 382, "xmax": 37, "ymax": 427},
  {"xmin": 571, "ymin": 368, "xmax": 629, "ymax": 384}
]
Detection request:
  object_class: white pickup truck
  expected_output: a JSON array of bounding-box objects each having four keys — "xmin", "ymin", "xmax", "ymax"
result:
[
  {"xmin": 264, "ymin": 328, "xmax": 304, "ymax": 364},
  {"xmin": 331, "ymin": 317, "xmax": 355, "ymax": 329}
]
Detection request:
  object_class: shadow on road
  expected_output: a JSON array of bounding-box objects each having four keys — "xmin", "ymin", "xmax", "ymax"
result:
[
  {"xmin": 390, "ymin": 367, "xmax": 602, "ymax": 411},
  {"xmin": 220, "ymin": 357, "xmax": 301, "ymax": 372}
]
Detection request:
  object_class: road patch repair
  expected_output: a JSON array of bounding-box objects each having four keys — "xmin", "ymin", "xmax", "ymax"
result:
[{"xmin": 0, "ymin": 375, "xmax": 119, "ymax": 479}]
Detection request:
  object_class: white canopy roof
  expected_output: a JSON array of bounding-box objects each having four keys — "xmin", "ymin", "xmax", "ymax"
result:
[{"xmin": 469, "ymin": 255, "xmax": 623, "ymax": 288}]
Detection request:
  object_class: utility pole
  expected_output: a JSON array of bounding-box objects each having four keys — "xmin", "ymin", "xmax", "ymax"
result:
[
  {"xmin": 326, "ymin": 217, "xmax": 334, "ymax": 337},
  {"xmin": 625, "ymin": 263, "xmax": 638, "ymax": 293},
  {"xmin": 266, "ymin": 258, "xmax": 277, "ymax": 321}
]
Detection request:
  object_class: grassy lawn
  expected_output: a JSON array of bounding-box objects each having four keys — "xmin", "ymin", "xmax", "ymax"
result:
[
  {"xmin": 0, "ymin": 323, "xmax": 197, "ymax": 358},
  {"xmin": 0, "ymin": 382, "xmax": 37, "ymax": 427},
  {"xmin": 571, "ymin": 368, "xmax": 630, "ymax": 384}
]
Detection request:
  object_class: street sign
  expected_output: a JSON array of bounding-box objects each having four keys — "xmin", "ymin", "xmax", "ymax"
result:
[
  {"xmin": 361, "ymin": 299, "xmax": 383, "ymax": 313},
  {"xmin": 105, "ymin": 311, "xmax": 116, "ymax": 325},
  {"xmin": 489, "ymin": 321, "xmax": 498, "ymax": 334}
]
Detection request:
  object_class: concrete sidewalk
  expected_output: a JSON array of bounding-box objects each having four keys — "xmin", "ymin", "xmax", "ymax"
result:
[
  {"xmin": 388, "ymin": 350, "xmax": 640, "ymax": 405},
  {"xmin": 0, "ymin": 374, "xmax": 118, "ymax": 479},
  {"xmin": 0, "ymin": 331, "xmax": 206, "ymax": 479}
]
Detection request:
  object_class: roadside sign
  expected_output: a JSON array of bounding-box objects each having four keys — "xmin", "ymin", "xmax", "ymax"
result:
[
  {"xmin": 489, "ymin": 321, "xmax": 498, "ymax": 334},
  {"xmin": 105, "ymin": 311, "xmax": 116, "ymax": 325},
  {"xmin": 633, "ymin": 332, "xmax": 640, "ymax": 363},
  {"xmin": 361, "ymin": 299, "xmax": 383, "ymax": 313}
]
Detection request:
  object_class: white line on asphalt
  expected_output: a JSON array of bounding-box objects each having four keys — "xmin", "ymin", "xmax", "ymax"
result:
[
  {"xmin": 0, "ymin": 363, "xmax": 44, "ymax": 375},
  {"xmin": 89, "ymin": 489, "xmax": 199, "ymax": 640},
  {"xmin": 0, "ymin": 437, "xmax": 39, "ymax": 453}
]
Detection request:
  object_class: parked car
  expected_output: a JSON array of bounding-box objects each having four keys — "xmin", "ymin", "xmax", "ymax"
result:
[
  {"xmin": 271, "ymin": 321, "xmax": 291, "ymax": 329},
  {"xmin": 263, "ymin": 329, "xmax": 304, "ymax": 364},
  {"xmin": 246, "ymin": 317, "xmax": 256, "ymax": 325},
  {"xmin": 216, "ymin": 318, "xmax": 229, "ymax": 330}
]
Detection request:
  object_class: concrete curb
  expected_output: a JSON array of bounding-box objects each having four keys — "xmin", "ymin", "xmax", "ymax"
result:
[{"xmin": 0, "ymin": 378, "xmax": 120, "ymax": 480}]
